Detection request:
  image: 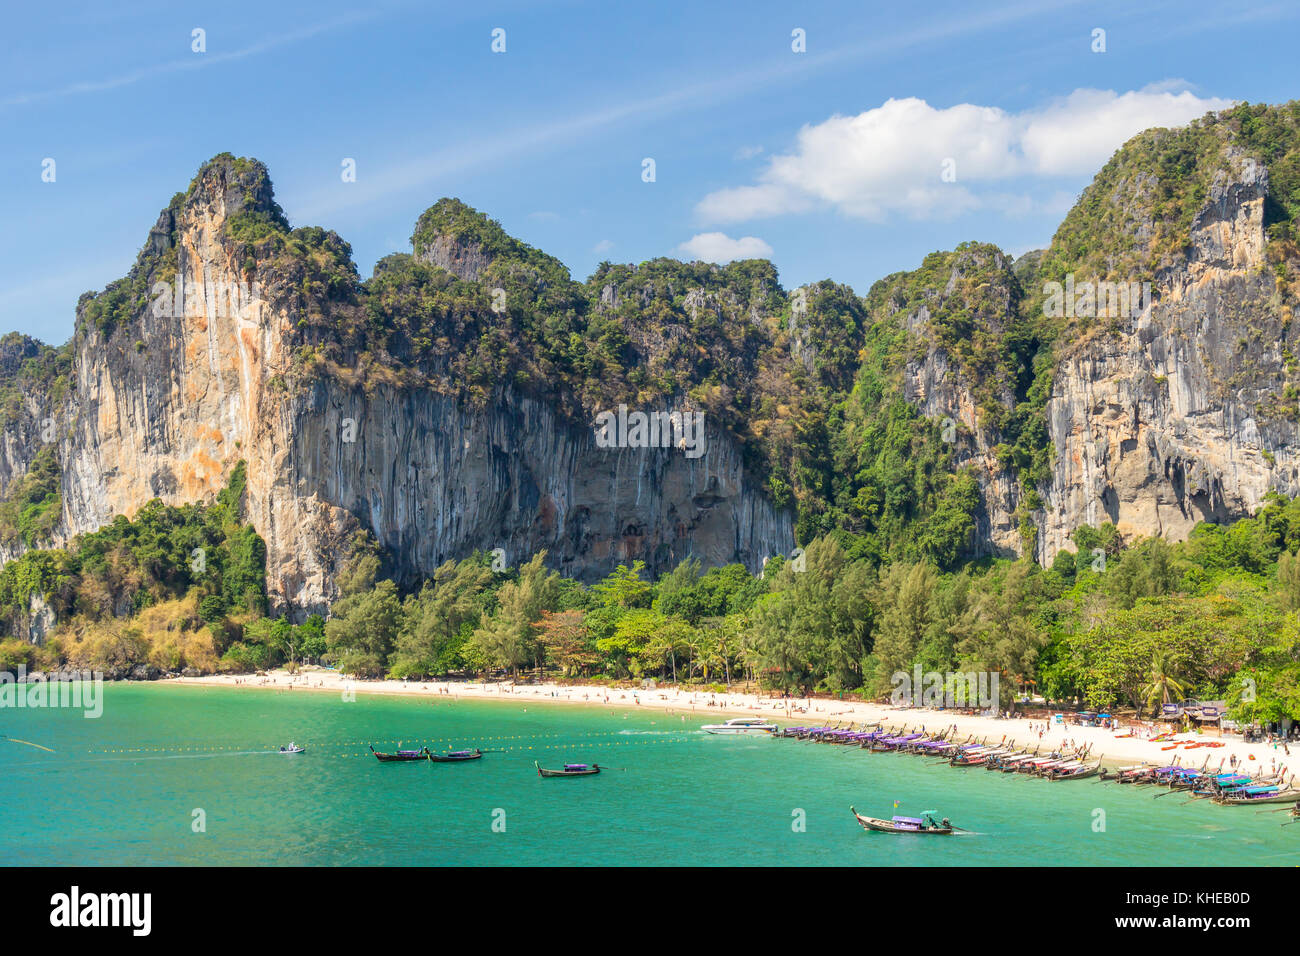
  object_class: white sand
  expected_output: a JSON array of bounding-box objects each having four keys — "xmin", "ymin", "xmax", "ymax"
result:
[{"xmin": 159, "ymin": 666, "xmax": 1296, "ymax": 778}]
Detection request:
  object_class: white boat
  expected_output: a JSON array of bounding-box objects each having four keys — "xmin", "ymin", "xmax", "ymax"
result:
[
  {"xmin": 278, "ymin": 743, "xmax": 306, "ymax": 754},
  {"xmin": 701, "ymin": 717, "xmax": 780, "ymax": 735}
]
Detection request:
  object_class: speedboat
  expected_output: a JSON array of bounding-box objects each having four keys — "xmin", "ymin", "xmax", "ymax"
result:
[
  {"xmin": 278, "ymin": 742, "xmax": 306, "ymax": 754},
  {"xmin": 701, "ymin": 717, "xmax": 780, "ymax": 735}
]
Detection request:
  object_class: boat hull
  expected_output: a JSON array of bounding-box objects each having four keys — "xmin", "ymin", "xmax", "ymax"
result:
[
  {"xmin": 536, "ymin": 761, "xmax": 600, "ymax": 777},
  {"xmin": 850, "ymin": 808, "xmax": 952, "ymax": 835},
  {"xmin": 369, "ymin": 746, "xmax": 429, "ymax": 762},
  {"xmin": 1212, "ymin": 789, "xmax": 1300, "ymax": 805},
  {"xmin": 429, "ymin": 751, "xmax": 484, "ymax": 762},
  {"xmin": 701, "ymin": 727, "xmax": 778, "ymax": 735}
]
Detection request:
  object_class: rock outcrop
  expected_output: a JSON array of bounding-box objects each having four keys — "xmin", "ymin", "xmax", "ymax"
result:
[
  {"xmin": 2, "ymin": 157, "xmax": 793, "ymax": 616},
  {"xmin": 1035, "ymin": 149, "xmax": 1297, "ymax": 562},
  {"xmin": 3, "ymin": 103, "xmax": 1299, "ymax": 621}
]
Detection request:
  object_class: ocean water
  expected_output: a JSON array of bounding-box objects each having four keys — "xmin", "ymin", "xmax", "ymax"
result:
[{"xmin": 0, "ymin": 683, "xmax": 1294, "ymax": 866}]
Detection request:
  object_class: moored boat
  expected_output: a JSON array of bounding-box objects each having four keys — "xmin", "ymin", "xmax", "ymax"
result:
[
  {"xmin": 428, "ymin": 748, "xmax": 484, "ymax": 762},
  {"xmin": 1045, "ymin": 757, "xmax": 1103, "ymax": 781},
  {"xmin": 536, "ymin": 760, "xmax": 601, "ymax": 777},
  {"xmin": 369, "ymin": 745, "xmax": 430, "ymax": 762},
  {"xmin": 701, "ymin": 717, "xmax": 781, "ymax": 735},
  {"xmin": 1212, "ymin": 779, "xmax": 1300, "ymax": 805}
]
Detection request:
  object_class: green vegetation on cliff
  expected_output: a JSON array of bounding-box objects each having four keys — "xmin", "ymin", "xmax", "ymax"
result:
[
  {"xmin": 0, "ymin": 462, "xmax": 288, "ymax": 676},
  {"xmin": 0, "ymin": 333, "xmax": 73, "ymax": 432},
  {"xmin": 0, "ymin": 445, "xmax": 62, "ymax": 548}
]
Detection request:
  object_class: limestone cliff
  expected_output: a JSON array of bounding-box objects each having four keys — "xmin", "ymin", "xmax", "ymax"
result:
[
  {"xmin": 3, "ymin": 102, "xmax": 1299, "ymax": 618},
  {"xmin": 1035, "ymin": 133, "xmax": 1300, "ymax": 563},
  {"xmin": 0, "ymin": 157, "xmax": 793, "ymax": 615}
]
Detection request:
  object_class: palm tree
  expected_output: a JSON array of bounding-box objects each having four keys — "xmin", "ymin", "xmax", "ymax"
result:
[
  {"xmin": 684, "ymin": 633, "xmax": 703, "ymax": 681},
  {"xmin": 1140, "ymin": 651, "xmax": 1187, "ymax": 718}
]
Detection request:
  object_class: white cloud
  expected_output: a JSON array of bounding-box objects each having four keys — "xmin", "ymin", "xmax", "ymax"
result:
[
  {"xmin": 697, "ymin": 86, "xmax": 1235, "ymax": 224},
  {"xmin": 676, "ymin": 232, "xmax": 774, "ymax": 263},
  {"xmin": 1018, "ymin": 87, "xmax": 1233, "ymax": 175},
  {"xmin": 734, "ymin": 145, "xmax": 765, "ymax": 160},
  {"xmin": 592, "ymin": 239, "xmax": 615, "ymax": 254}
]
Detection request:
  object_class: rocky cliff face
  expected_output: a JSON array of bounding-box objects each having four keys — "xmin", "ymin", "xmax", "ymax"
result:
[
  {"xmin": 4, "ymin": 105, "xmax": 1299, "ymax": 619},
  {"xmin": 1035, "ymin": 153, "xmax": 1298, "ymax": 562},
  {"xmin": 898, "ymin": 246, "xmax": 1028, "ymax": 559},
  {"xmin": 277, "ymin": 383, "xmax": 789, "ymax": 598},
  {"xmin": 1, "ymin": 157, "xmax": 793, "ymax": 616},
  {"xmin": 905, "ymin": 345, "xmax": 1025, "ymax": 558}
]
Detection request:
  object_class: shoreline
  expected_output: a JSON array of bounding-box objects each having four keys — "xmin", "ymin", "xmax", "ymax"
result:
[{"xmin": 157, "ymin": 668, "xmax": 1298, "ymax": 775}]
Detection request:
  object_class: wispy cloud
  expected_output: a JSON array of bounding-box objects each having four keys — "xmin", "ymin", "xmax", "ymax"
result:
[
  {"xmin": 2, "ymin": 12, "xmax": 377, "ymax": 108},
  {"xmin": 289, "ymin": 0, "xmax": 1095, "ymax": 223}
]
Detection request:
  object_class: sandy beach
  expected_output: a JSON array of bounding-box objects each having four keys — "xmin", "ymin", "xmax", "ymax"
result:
[{"xmin": 159, "ymin": 666, "xmax": 1297, "ymax": 778}]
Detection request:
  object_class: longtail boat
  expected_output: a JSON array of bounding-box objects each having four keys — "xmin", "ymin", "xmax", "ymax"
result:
[
  {"xmin": 951, "ymin": 744, "xmax": 1015, "ymax": 767},
  {"xmin": 1099, "ymin": 762, "xmax": 1151, "ymax": 782},
  {"xmin": 850, "ymin": 806, "xmax": 954, "ymax": 835},
  {"xmin": 536, "ymin": 761, "xmax": 601, "ymax": 777},
  {"xmin": 369, "ymin": 745, "xmax": 430, "ymax": 762},
  {"xmin": 1046, "ymin": 757, "xmax": 1103, "ymax": 781},
  {"xmin": 1021, "ymin": 754, "xmax": 1078, "ymax": 775},
  {"xmin": 998, "ymin": 751, "xmax": 1043, "ymax": 772},
  {"xmin": 1212, "ymin": 778, "xmax": 1299, "ymax": 805},
  {"xmin": 997, "ymin": 746, "xmax": 1038, "ymax": 765},
  {"xmin": 428, "ymin": 748, "xmax": 484, "ymax": 762},
  {"xmin": 872, "ymin": 732, "xmax": 925, "ymax": 752}
]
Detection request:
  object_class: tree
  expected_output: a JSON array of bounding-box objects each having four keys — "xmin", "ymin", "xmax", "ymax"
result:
[
  {"xmin": 597, "ymin": 607, "xmax": 664, "ymax": 677},
  {"xmin": 1140, "ymin": 650, "xmax": 1187, "ymax": 717},
  {"xmin": 653, "ymin": 557, "xmax": 705, "ymax": 623},
  {"xmin": 470, "ymin": 551, "xmax": 560, "ymax": 676},
  {"xmin": 869, "ymin": 562, "xmax": 937, "ymax": 697},
  {"xmin": 592, "ymin": 561, "xmax": 652, "ymax": 610},
  {"xmin": 391, "ymin": 555, "xmax": 493, "ymax": 677},
  {"xmin": 325, "ymin": 580, "xmax": 402, "ymax": 677},
  {"xmin": 643, "ymin": 616, "xmax": 696, "ymax": 683},
  {"xmin": 957, "ymin": 561, "xmax": 1048, "ymax": 706},
  {"xmin": 269, "ymin": 617, "xmax": 300, "ymax": 669},
  {"xmin": 752, "ymin": 536, "xmax": 872, "ymax": 693},
  {"xmin": 1278, "ymin": 549, "xmax": 1300, "ymax": 610},
  {"xmin": 299, "ymin": 614, "xmax": 326, "ymax": 662},
  {"xmin": 535, "ymin": 609, "xmax": 598, "ymax": 676}
]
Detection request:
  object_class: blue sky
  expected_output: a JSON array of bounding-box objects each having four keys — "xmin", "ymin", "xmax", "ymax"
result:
[{"xmin": 2, "ymin": 0, "xmax": 1298, "ymax": 344}]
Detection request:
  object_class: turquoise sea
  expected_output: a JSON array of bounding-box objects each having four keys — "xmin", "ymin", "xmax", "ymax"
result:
[{"xmin": 0, "ymin": 683, "xmax": 1294, "ymax": 866}]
